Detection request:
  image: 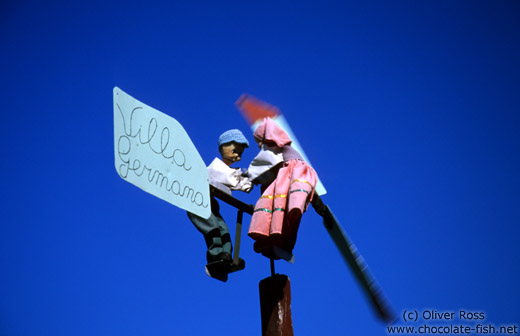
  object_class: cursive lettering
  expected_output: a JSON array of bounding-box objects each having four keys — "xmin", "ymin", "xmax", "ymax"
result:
[
  {"xmin": 116, "ymin": 103, "xmax": 208, "ymax": 209},
  {"xmin": 117, "ymin": 104, "xmax": 192, "ymax": 171}
]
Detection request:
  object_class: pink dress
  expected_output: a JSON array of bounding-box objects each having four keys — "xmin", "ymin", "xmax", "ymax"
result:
[{"xmin": 248, "ymin": 118, "xmax": 318, "ymax": 256}]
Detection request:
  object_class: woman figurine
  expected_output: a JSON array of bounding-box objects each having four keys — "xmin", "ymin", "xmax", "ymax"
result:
[{"xmin": 247, "ymin": 117, "xmax": 318, "ymax": 260}]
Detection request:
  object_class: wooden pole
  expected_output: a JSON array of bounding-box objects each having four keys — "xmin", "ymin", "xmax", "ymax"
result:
[
  {"xmin": 232, "ymin": 210, "xmax": 243, "ymax": 266},
  {"xmin": 259, "ymin": 274, "xmax": 294, "ymax": 336}
]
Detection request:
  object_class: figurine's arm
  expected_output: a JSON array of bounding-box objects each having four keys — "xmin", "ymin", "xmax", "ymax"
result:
[{"xmin": 208, "ymin": 158, "xmax": 252, "ymax": 193}]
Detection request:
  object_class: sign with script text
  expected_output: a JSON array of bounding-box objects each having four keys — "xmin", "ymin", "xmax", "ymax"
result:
[{"xmin": 113, "ymin": 87, "xmax": 211, "ymax": 219}]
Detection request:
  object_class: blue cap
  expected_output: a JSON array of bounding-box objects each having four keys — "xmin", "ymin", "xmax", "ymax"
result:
[{"xmin": 218, "ymin": 129, "xmax": 249, "ymax": 147}]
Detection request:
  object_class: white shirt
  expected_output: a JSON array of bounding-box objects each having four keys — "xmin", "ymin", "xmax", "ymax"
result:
[
  {"xmin": 247, "ymin": 145, "xmax": 284, "ymax": 182},
  {"xmin": 207, "ymin": 157, "xmax": 252, "ymax": 194}
]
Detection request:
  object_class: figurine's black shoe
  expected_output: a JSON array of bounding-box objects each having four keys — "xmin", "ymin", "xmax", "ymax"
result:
[
  {"xmin": 205, "ymin": 256, "xmax": 245, "ymax": 282},
  {"xmin": 207, "ymin": 251, "xmax": 232, "ymax": 263}
]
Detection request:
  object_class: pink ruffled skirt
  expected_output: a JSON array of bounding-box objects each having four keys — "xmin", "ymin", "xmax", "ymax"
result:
[{"xmin": 248, "ymin": 159, "xmax": 317, "ymax": 254}]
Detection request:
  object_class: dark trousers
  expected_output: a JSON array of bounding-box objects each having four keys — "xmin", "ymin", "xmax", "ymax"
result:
[{"xmin": 188, "ymin": 198, "xmax": 232, "ymax": 260}]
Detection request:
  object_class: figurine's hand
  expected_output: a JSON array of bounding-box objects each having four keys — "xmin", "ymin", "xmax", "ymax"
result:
[{"xmin": 230, "ymin": 175, "xmax": 253, "ymax": 193}]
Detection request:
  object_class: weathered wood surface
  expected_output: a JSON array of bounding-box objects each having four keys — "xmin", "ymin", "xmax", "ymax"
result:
[{"xmin": 259, "ymin": 274, "xmax": 294, "ymax": 336}]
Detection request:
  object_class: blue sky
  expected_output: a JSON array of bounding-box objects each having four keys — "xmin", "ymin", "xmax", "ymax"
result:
[{"xmin": 1, "ymin": 1, "xmax": 519, "ymax": 335}]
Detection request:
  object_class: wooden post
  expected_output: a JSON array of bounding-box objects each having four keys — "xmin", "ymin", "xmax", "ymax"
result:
[
  {"xmin": 259, "ymin": 274, "xmax": 294, "ymax": 336},
  {"xmin": 232, "ymin": 210, "xmax": 243, "ymax": 266}
]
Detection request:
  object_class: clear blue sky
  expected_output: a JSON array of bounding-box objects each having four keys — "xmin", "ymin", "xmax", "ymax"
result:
[{"xmin": 1, "ymin": 1, "xmax": 519, "ymax": 335}]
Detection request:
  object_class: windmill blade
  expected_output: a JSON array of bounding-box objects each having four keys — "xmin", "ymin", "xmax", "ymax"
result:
[{"xmin": 312, "ymin": 196, "xmax": 395, "ymax": 323}]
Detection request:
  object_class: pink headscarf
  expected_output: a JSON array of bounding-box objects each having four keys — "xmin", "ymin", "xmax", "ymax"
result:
[{"xmin": 253, "ymin": 117, "xmax": 292, "ymax": 148}]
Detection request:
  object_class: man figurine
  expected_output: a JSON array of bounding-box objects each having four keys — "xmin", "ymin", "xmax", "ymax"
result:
[{"xmin": 187, "ymin": 129, "xmax": 252, "ymax": 268}]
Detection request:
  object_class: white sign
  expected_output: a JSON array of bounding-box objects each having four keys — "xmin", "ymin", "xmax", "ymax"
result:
[{"xmin": 113, "ymin": 87, "xmax": 211, "ymax": 219}]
